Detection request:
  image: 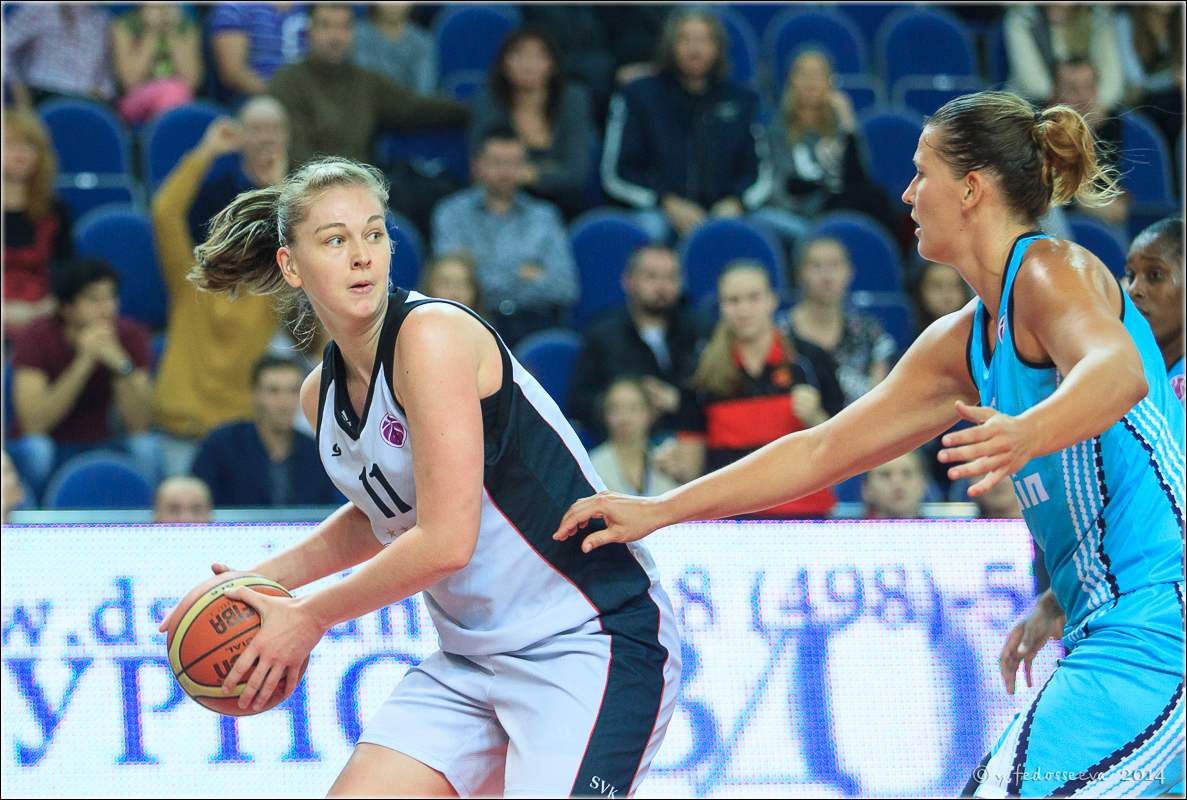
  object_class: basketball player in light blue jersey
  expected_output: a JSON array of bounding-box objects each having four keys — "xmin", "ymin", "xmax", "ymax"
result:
[
  {"xmin": 1121, "ymin": 218, "xmax": 1185, "ymax": 407},
  {"xmin": 555, "ymin": 90, "xmax": 1185, "ymax": 798}
]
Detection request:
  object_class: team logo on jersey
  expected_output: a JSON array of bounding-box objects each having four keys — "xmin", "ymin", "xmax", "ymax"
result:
[
  {"xmin": 997, "ymin": 314, "xmax": 1007, "ymax": 344},
  {"xmin": 331, "ymin": 443, "xmax": 342, "ymax": 457},
  {"xmin": 381, "ymin": 413, "xmax": 407, "ymax": 447},
  {"xmin": 1171, "ymin": 374, "xmax": 1185, "ymax": 402}
]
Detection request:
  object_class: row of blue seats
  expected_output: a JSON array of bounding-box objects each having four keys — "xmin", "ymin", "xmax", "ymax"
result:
[{"xmin": 42, "ymin": 82, "xmax": 1181, "ymax": 224}]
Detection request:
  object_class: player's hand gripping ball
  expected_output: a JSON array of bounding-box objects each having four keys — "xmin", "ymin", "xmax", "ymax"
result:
[{"xmin": 165, "ymin": 572, "xmax": 309, "ymax": 716}]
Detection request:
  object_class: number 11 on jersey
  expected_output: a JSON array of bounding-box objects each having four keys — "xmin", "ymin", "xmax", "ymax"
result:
[{"xmin": 359, "ymin": 464, "xmax": 411, "ymax": 516}]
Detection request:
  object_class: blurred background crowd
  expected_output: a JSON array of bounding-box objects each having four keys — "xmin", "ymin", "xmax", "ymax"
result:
[{"xmin": 2, "ymin": 3, "xmax": 1183, "ymax": 574}]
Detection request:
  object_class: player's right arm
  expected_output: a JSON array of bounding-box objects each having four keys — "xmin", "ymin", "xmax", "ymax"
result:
[
  {"xmin": 556, "ymin": 304, "xmax": 982, "ymax": 550},
  {"xmin": 224, "ymin": 367, "xmax": 382, "ymax": 590}
]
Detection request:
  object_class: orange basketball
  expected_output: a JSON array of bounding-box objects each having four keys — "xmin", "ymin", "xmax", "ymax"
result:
[{"xmin": 166, "ymin": 572, "xmax": 309, "ymax": 716}]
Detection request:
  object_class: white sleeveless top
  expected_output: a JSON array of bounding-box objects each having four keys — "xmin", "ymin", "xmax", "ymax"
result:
[{"xmin": 316, "ymin": 290, "xmax": 665, "ymax": 656}]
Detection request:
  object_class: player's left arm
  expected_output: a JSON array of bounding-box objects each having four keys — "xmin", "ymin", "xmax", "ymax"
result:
[
  {"xmin": 219, "ymin": 305, "xmax": 491, "ymax": 710},
  {"xmin": 940, "ymin": 242, "xmax": 1148, "ymax": 494}
]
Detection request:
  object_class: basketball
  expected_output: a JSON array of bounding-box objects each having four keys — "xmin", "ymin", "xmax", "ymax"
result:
[{"xmin": 166, "ymin": 572, "xmax": 309, "ymax": 716}]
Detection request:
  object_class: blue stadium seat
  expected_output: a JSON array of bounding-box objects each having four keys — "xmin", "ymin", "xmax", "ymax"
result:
[
  {"xmin": 858, "ymin": 106, "xmax": 926, "ymax": 204},
  {"xmin": 74, "ymin": 204, "xmax": 168, "ymax": 330},
  {"xmin": 442, "ymin": 69, "xmax": 487, "ymax": 102},
  {"xmin": 764, "ymin": 7, "xmax": 868, "ymax": 96},
  {"xmin": 840, "ymin": 3, "xmax": 899, "ymax": 54},
  {"xmin": 1067, "ymin": 214, "xmax": 1129, "ymax": 278},
  {"xmin": 713, "ymin": 7, "xmax": 760, "ymax": 90},
  {"xmin": 835, "ymin": 73, "xmax": 884, "ymax": 114},
  {"xmin": 849, "ymin": 290, "xmax": 914, "ymax": 354},
  {"xmin": 37, "ymin": 98, "xmax": 133, "ymax": 175},
  {"xmin": 375, "ymin": 130, "xmax": 470, "ymax": 182},
  {"xmin": 812, "ymin": 211, "xmax": 905, "ymax": 293},
  {"xmin": 892, "ymin": 74, "xmax": 985, "ymax": 118},
  {"xmin": 386, "ymin": 210, "xmax": 424, "ymax": 291},
  {"xmin": 54, "ymin": 173, "xmax": 139, "ymax": 221},
  {"xmin": 43, "ymin": 451, "xmax": 155, "ymax": 510},
  {"xmin": 680, "ymin": 218, "xmax": 787, "ymax": 307},
  {"xmin": 142, "ymin": 101, "xmax": 232, "ymax": 194},
  {"xmin": 512, "ymin": 329, "xmax": 584, "ymax": 416},
  {"xmin": 569, "ymin": 209, "xmax": 652, "ymax": 326},
  {"xmin": 984, "ymin": 21, "xmax": 1009, "ymax": 88},
  {"xmin": 729, "ymin": 3, "xmax": 783, "ymax": 45},
  {"xmin": 434, "ymin": 6, "xmax": 520, "ymax": 84},
  {"xmin": 876, "ymin": 8, "xmax": 977, "ymax": 89},
  {"xmin": 1120, "ymin": 111, "xmax": 1177, "ymax": 212}
]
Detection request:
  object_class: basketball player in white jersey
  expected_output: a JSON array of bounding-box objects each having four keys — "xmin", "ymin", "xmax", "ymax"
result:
[{"xmin": 165, "ymin": 153, "xmax": 681, "ymax": 797}]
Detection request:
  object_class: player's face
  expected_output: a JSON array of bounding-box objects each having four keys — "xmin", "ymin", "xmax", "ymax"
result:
[
  {"xmin": 673, "ymin": 17, "xmax": 718, "ymax": 82},
  {"xmin": 1124, "ymin": 240, "xmax": 1185, "ymax": 346},
  {"xmin": 253, "ymin": 366, "xmax": 303, "ymax": 433},
  {"xmin": 797, "ymin": 241, "xmax": 852, "ymax": 304},
  {"xmin": 719, "ymin": 269, "xmax": 777, "ymax": 344},
  {"xmin": 282, "ymin": 184, "xmax": 391, "ymax": 320},
  {"xmin": 604, "ymin": 383, "xmax": 653, "ymax": 443},
  {"xmin": 625, "ymin": 249, "xmax": 682, "ymax": 314},
  {"xmin": 903, "ymin": 128, "xmax": 965, "ymax": 265}
]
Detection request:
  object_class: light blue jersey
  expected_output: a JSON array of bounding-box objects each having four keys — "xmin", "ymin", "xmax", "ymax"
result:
[
  {"xmin": 967, "ymin": 232, "xmax": 1185, "ymax": 639},
  {"xmin": 967, "ymin": 233, "xmax": 1185, "ymax": 798},
  {"xmin": 1169, "ymin": 356, "xmax": 1185, "ymax": 406}
]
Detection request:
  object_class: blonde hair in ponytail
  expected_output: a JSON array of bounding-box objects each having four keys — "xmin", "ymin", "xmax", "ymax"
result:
[
  {"xmin": 1033, "ymin": 104, "xmax": 1123, "ymax": 209},
  {"xmin": 928, "ymin": 91, "xmax": 1121, "ymax": 224}
]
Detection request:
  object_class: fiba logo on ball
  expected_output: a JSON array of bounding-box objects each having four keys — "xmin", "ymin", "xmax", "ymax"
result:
[{"xmin": 381, "ymin": 413, "xmax": 406, "ymax": 448}]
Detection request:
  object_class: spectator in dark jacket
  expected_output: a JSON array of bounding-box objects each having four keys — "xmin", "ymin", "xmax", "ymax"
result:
[
  {"xmin": 569, "ymin": 244, "xmax": 711, "ymax": 437},
  {"xmin": 191, "ymin": 355, "xmax": 340, "ymax": 507},
  {"xmin": 601, "ymin": 7, "xmax": 771, "ymax": 243}
]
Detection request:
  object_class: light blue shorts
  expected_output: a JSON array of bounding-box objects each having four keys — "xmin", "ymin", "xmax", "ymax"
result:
[{"xmin": 975, "ymin": 582, "xmax": 1185, "ymax": 797}]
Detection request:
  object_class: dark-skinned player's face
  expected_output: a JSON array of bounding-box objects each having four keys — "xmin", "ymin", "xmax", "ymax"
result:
[{"xmin": 1124, "ymin": 238, "xmax": 1184, "ymax": 347}]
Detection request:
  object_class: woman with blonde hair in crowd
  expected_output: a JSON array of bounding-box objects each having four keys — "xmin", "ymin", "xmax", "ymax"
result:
[
  {"xmin": 2, "ymin": 110, "xmax": 72, "ymax": 336},
  {"xmin": 754, "ymin": 49, "xmax": 899, "ymax": 262}
]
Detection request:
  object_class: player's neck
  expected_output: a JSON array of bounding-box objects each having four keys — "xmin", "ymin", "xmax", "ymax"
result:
[
  {"xmin": 1161, "ymin": 331, "xmax": 1184, "ymax": 371},
  {"xmin": 957, "ymin": 221, "xmax": 1034, "ymax": 320}
]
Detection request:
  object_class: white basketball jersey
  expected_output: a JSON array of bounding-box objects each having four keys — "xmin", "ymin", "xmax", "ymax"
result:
[{"xmin": 316, "ymin": 290, "xmax": 666, "ymax": 656}]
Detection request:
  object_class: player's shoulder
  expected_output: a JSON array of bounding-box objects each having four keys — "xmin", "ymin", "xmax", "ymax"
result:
[{"xmin": 1016, "ymin": 235, "xmax": 1116, "ymax": 306}]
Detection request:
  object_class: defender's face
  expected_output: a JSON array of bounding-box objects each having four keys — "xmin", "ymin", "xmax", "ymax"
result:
[
  {"xmin": 1124, "ymin": 239, "xmax": 1184, "ymax": 347},
  {"xmin": 903, "ymin": 128, "xmax": 966, "ymax": 266}
]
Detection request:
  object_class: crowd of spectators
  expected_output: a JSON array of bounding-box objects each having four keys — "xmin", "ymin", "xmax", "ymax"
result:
[{"xmin": 2, "ymin": 2, "xmax": 1183, "ymax": 522}]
